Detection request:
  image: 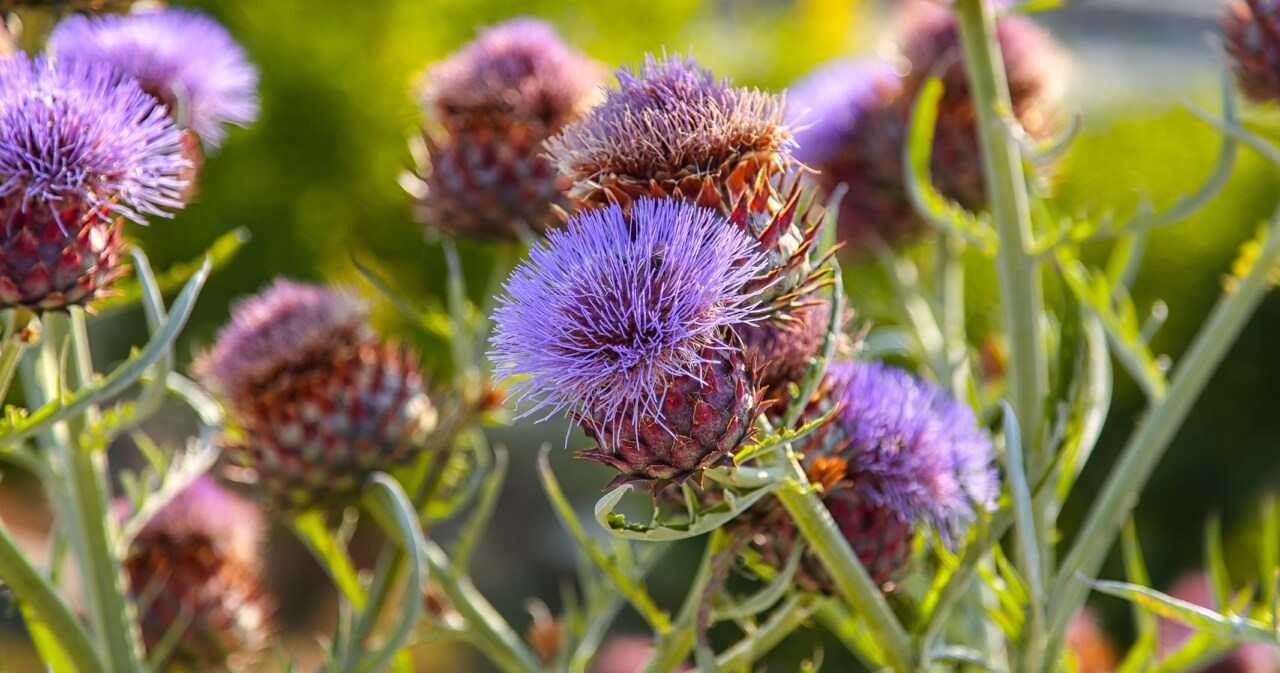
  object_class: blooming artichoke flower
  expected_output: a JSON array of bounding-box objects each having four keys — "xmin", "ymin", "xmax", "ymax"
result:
[
  {"xmin": 1224, "ymin": 0, "xmax": 1280, "ymax": 105},
  {"xmin": 790, "ymin": 2, "xmax": 1065, "ymax": 250},
  {"xmin": 195, "ymin": 280, "xmax": 438, "ymax": 509},
  {"xmin": 49, "ymin": 8, "xmax": 260, "ymax": 151},
  {"xmin": 547, "ymin": 53, "xmax": 835, "ymax": 406},
  {"xmin": 490, "ymin": 198, "xmax": 767, "ymax": 489},
  {"xmin": 121, "ymin": 477, "xmax": 272, "ymax": 669},
  {"xmin": 0, "ymin": 54, "xmax": 188, "ymax": 312},
  {"xmin": 408, "ymin": 18, "xmax": 604, "ymax": 240},
  {"xmin": 764, "ymin": 360, "xmax": 998, "ymax": 586}
]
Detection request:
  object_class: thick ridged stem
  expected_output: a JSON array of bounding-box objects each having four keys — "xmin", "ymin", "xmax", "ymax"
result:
[
  {"xmin": 1046, "ymin": 200, "xmax": 1280, "ymax": 659},
  {"xmin": 27, "ymin": 312, "xmax": 143, "ymax": 673},
  {"xmin": 775, "ymin": 483, "xmax": 913, "ymax": 671}
]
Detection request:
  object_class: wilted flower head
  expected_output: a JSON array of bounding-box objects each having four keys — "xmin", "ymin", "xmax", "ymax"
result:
[
  {"xmin": 196, "ymin": 280, "xmax": 437, "ymax": 509},
  {"xmin": 547, "ymin": 52, "xmax": 794, "ymax": 209},
  {"xmin": 409, "ymin": 18, "xmax": 603, "ymax": 240},
  {"xmin": 1223, "ymin": 0, "xmax": 1280, "ymax": 105},
  {"xmin": 490, "ymin": 198, "xmax": 767, "ymax": 487},
  {"xmin": 0, "ymin": 54, "xmax": 188, "ymax": 310},
  {"xmin": 49, "ymin": 8, "xmax": 260, "ymax": 150},
  {"xmin": 122, "ymin": 477, "xmax": 271, "ymax": 668}
]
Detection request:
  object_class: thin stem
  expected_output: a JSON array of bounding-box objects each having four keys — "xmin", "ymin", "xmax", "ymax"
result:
[
  {"xmin": 954, "ymin": 0, "xmax": 1047, "ymax": 449},
  {"xmin": 421, "ymin": 538, "xmax": 542, "ymax": 673},
  {"xmin": 636, "ymin": 530, "xmax": 725, "ymax": 673},
  {"xmin": 939, "ymin": 233, "xmax": 970, "ymax": 398},
  {"xmin": 31, "ymin": 313, "xmax": 143, "ymax": 673},
  {"xmin": 774, "ymin": 483, "xmax": 914, "ymax": 671},
  {"xmin": 0, "ymin": 513, "xmax": 103, "ymax": 673},
  {"xmin": 0, "ymin": 309, "xmax": 32, "ymax": 403},
  {"xmin": 703, "ymin": 594, "xmax": 817, "ymax": 672},
  {"xmin": 1046, "ymin": 202, "xmax": 1280, "ymax": 655}
]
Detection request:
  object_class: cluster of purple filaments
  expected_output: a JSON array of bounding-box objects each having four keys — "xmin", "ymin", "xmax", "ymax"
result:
[
  {"xmin": 826, "ymin": 360, "xmax": 998, "ymax": 539},
  {"xmin": 489, "ymin": 198, "xmax": 766, "ymax": 426},
  {"xmin": 49, "ymin": 7, "xmax": 260, "ymax": 149},
  {"xmin": 0, "ymin": 54, "xmax": 189, "ymax": 224}
]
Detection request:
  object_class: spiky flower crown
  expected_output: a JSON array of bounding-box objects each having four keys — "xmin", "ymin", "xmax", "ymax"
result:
[
  {"xmin": 49, "ymin": 8, "xmax": 261, "ymax": 149},
  {"xmin": 489, "ymin": 197, "xmax": 767, "ymax": 429}
]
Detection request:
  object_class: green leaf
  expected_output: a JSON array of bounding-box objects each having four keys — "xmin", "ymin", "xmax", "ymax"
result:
[
  {"xmin": 293, "ymin": 511, "xmax": 368, "ymax": 610},
  {"xmin": 593, "ymin": 480, "xmax": 779, "ymax": 542},
  {"xmin": 96, "ymin": 228, "xmax": 248, "ymax": 315},
  {"xmin": 1204, "ymin": 515, "xmax": 1231, "ymax": 613},
  {"xmin": 1117, "ymin": 521, "xmax": 1157, "ymax": 673},
  {"xmin": 0, "ymin": 259, "xmax": 210, "ymax": 450},
  {"xmin": 904, "ymin": 77, "xmax": 998, "ymax": 254},
  {"xmin": 19, "ymin": 602, "xmax": 78, "ymax": 673},
  {"xmin": 1086, "ymin": 578, "xmax": 1275, "ymax": 645}
]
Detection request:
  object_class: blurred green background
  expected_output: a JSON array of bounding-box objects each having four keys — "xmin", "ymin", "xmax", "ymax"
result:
[{"xmin": 3, "ymin": 0, "xmax": 1279, "ymax": 670}]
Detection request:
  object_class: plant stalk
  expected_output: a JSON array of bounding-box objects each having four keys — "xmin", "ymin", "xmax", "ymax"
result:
[{"xmin": 1046, "ymin": 202, "xmax": 1280, "ymax": 656}]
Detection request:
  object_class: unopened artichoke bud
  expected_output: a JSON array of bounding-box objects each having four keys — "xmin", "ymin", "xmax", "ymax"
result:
[
  {"xmin": 409, "ymin": 18, "xmax": 603, "ymax": 240},
  {"xmin": 1224, "ymin": 0, "xmax": 1280, "ymax": 105},
  {"xmin": 490, "ymin": 199, "xmax": 767, "ymax": 491},
  {"xmin": 121, "ymin": 477, "xmax": 272, "ymax": 669},
  {"xmin": 758, "ymin": 360, "xmax": 998, "ymax": 588},
  {"xmin": 790, "ymin": 2, "xmax": 1066, "ymax": 250},
  {"xmin": 195, "ymin": 280, "xmax": 438, "ymax": 510},
  {"xmin": 0, "ymin": 55, "xmax": 188, "ymax": 312}
]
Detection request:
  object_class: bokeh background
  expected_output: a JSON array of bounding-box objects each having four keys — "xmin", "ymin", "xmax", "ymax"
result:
[{"xmin": 2, "ymin": 0, "xmax": 1278, "ymax": 670}]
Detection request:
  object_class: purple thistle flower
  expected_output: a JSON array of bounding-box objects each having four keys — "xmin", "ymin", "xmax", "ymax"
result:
[
  {"xmin": 49, "ymin": 8, "xmax": 260, "ymax": 149},
  {"xmin": 823, "ymin": 360, "xmax": 998, "ymax": 539},
  {"xmin": 546, "ymin": 52, "xmax": 794, "ymax": 189},
  {"xmin": 194, "ymin": 279, "xmax": 373, "ymax": 410},
  {"xmin": 786, "ymin": 58, "xmax": 902, "ymax": 168},
  {"xmin": 490, "ymin": 198, "xmax": 767, "ymax": 427},
  {"xmin": 0, "ymin": 53, "xmax": 189, "ymax": 223}
]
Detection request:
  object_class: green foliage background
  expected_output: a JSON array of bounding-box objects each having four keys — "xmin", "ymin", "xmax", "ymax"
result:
[{"xmin": 5, "ymin": 0, "xmax": 1280, "ymax": 670}]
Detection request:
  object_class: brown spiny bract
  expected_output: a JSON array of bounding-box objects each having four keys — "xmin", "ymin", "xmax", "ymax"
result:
[{"xmin": 0, "ymin": 204, "xmax": 127, "ymax": 311}]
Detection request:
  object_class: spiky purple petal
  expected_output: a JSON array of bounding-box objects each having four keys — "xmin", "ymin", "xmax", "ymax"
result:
[
  {"xmin": 489, "ymin": 198, "xmax": 767, "ymax": 425},
  {"xmin": 0, "ymin": 53, "xmax": 188, "ymax": 224},
  {"xmin": 49, "ymin": 8, "xmax": 260, "ymax": 149}
]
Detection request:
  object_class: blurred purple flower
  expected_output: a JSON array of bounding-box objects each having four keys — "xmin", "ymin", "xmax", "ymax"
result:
[
  {"xmin": 489, "ymin": 198, "xmax": 766, "ymax": 427},
  {"xmin": 1223, "ymin": 0, "xmax": 1280, "ymax": 105},
  {"xmin": 787, "ymin": 57, "xmax": 902, "ymax": 168},
  {"xmin": 49, "ymin": 7, "xmax": 260, "ymax": 149},
  {"xmin": 194, "ymin": 279, "xmax": 373, "ymax": 410}
]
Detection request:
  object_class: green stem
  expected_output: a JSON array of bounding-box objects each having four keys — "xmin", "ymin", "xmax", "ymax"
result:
[
  {"xmin": 0, "ymin": 514, "xmax": 103, "ymax": 673},
  {"xmin": 940, "ymin": 233, "xmax": 969, "ymax": 398},
  {"xmin": 1046, "ymin": 202, "xmax": 1280, "ymax": 655},
  {"xmin": 421, "ymin": 538, "xmax": 542, "ymax": 673},
  {"xmin": 954, "ymin": 0, "xmax": 1047, "ymax": 449},
  {"xmin": 636, "ymin": 531, "xmax": 725, "ymax": 673},
  {"xmin": 29, "ymin": 314, "xmax": 143, "ymax": 673},
  {"xmin": 705, "ymin": 594, "xmax": 817, "ymax": 672},
  {"xmin": 774, "ymin": 483, "xmax": 913, "ymax": 671}
]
